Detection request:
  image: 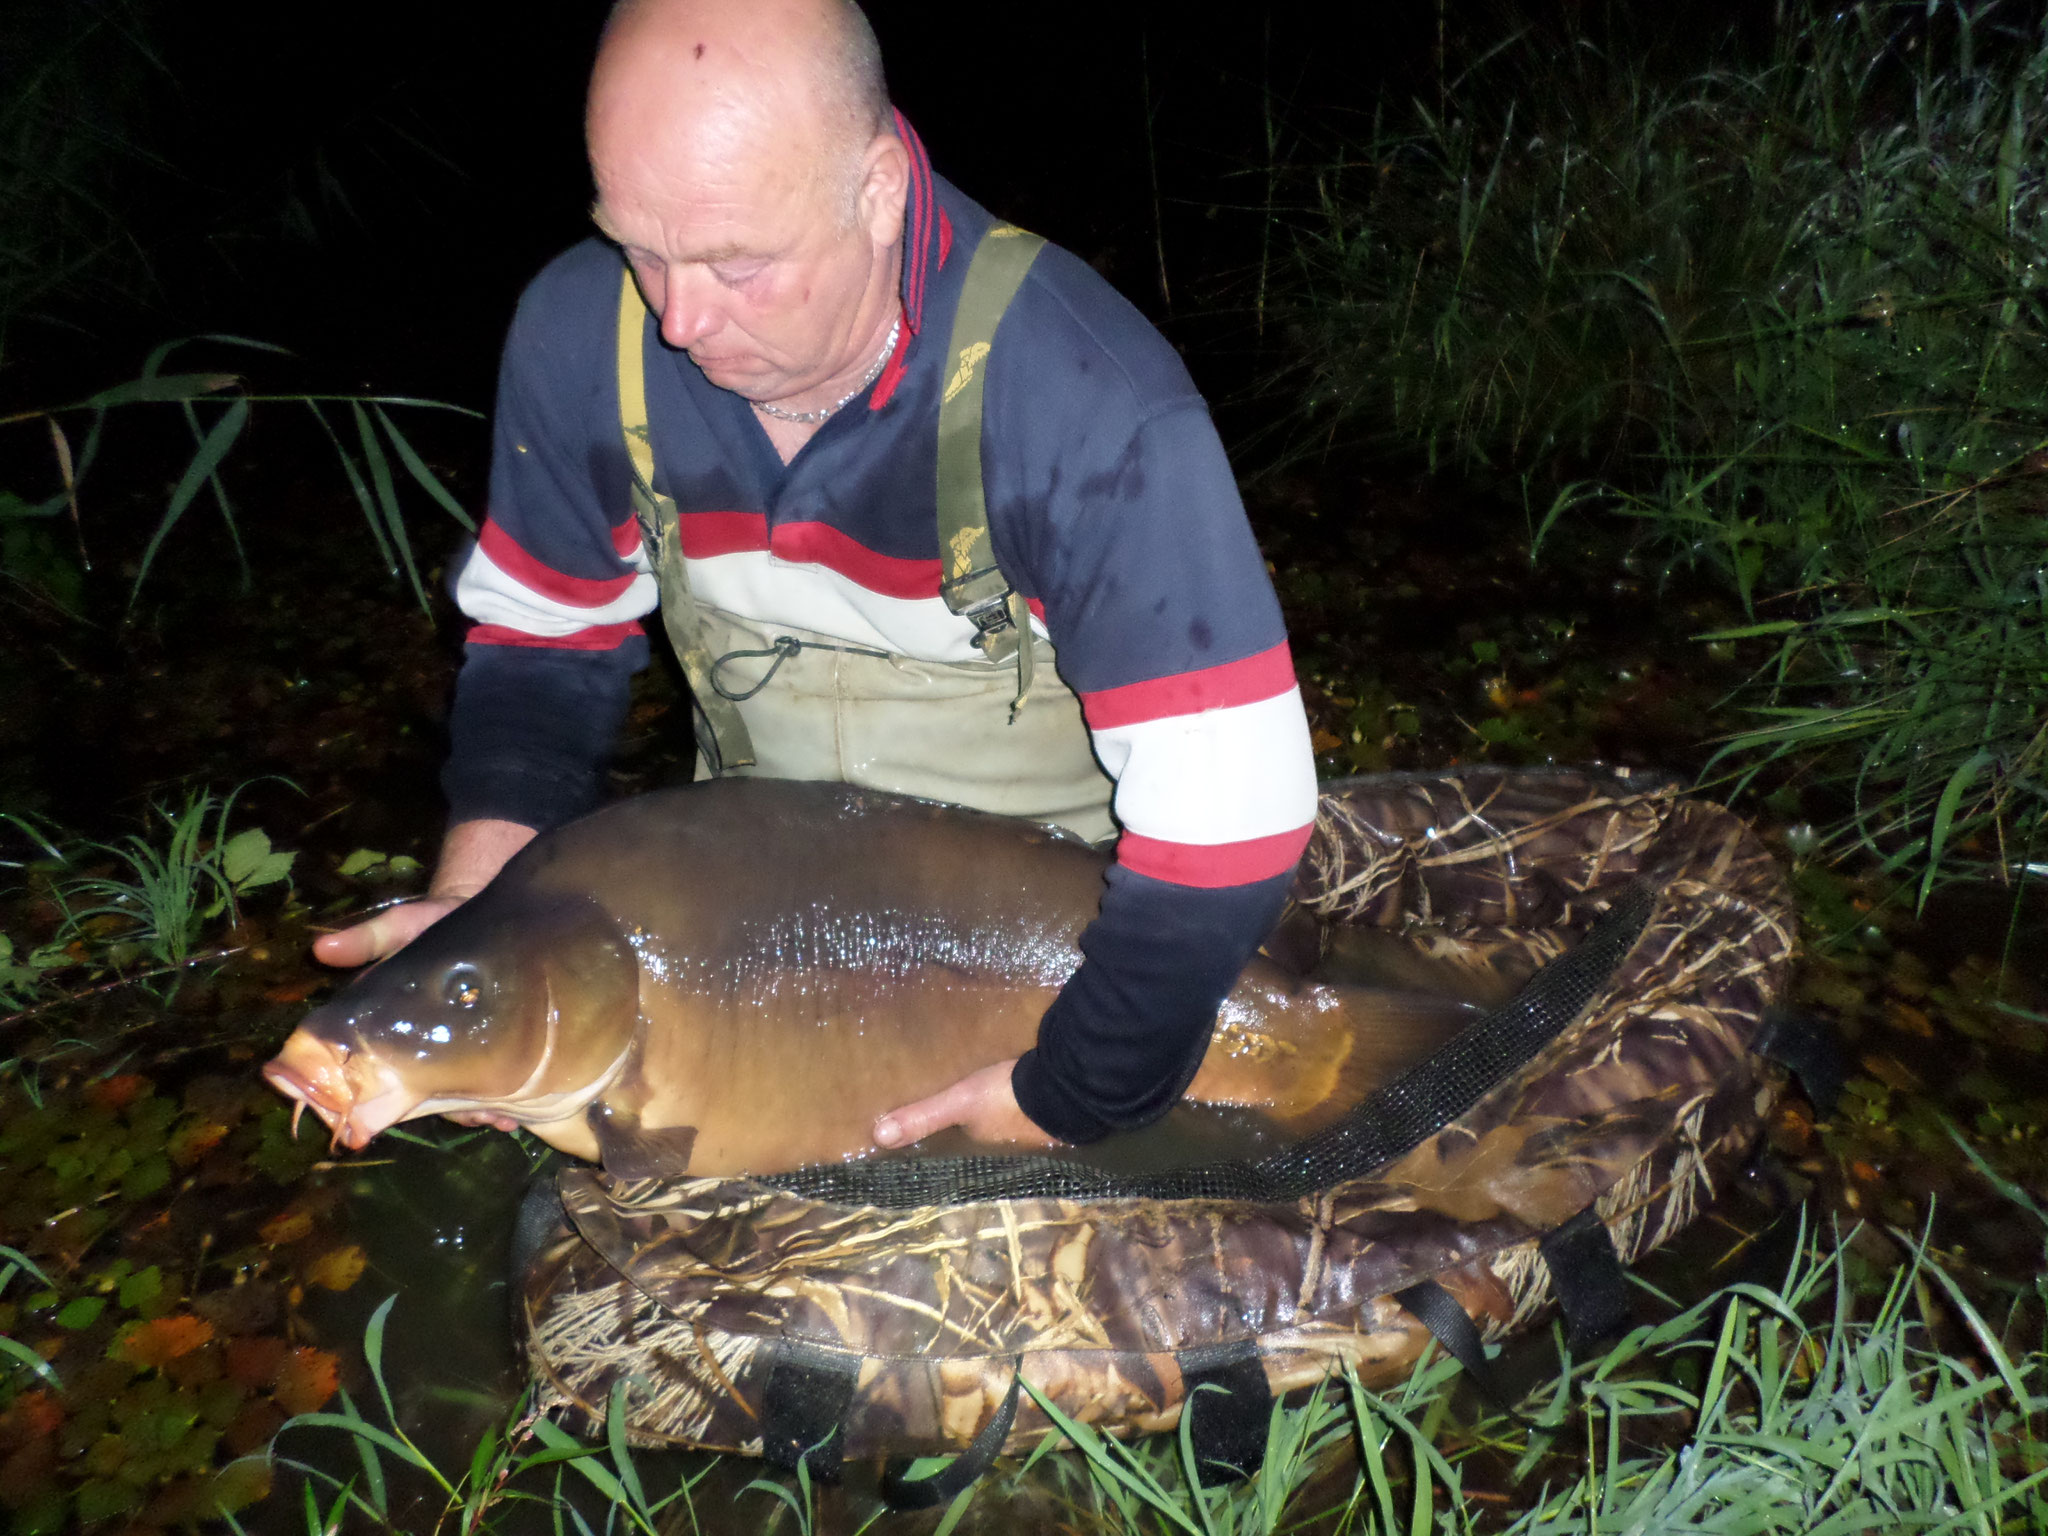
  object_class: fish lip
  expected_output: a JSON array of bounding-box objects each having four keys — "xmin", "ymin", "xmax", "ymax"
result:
[
  {"xmin": 262, "ymin": 1039, "xmax": 417, "ymax": 1151},
  {"xmin": 325, "ymin": 1080, "xmax": 422, "ymax": 1149}
]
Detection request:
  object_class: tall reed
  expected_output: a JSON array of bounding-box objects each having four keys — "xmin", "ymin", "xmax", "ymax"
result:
[{"xmin": 1271, "ymin": 1, "xmax": 2048, "ymax": 896}]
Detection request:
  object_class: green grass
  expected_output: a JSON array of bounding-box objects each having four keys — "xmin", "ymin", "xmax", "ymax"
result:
[
  {"xmin": 52, "ymin": 783, "xmax": 295, "ymax": 976},
  {"xmin": 1267, "ymin": 0, "xmax": 2048, "ymax": 899}
]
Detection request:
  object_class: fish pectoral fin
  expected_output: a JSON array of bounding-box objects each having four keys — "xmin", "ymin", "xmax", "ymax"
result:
[
  {"xmin": 587, "ymin": 1100, "xmax": 698, "ymax": 1179},
  {"xmin": 1257, "ymin": 901, "xmax": 1324, "ymax": 977}
]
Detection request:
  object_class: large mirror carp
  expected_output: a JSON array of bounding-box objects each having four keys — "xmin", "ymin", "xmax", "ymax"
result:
[{"xmin": 265, "ymin": 781, "xmax": 1478, "ymax": 1177}]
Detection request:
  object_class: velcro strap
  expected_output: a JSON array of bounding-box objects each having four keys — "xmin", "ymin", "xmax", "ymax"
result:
[
  {"xmin": 1538, "ymin": 1208, "xmax": 1631, "ymax": 1349},
  {"xmin": 1178, "ymin": 1339, "xmax": 1272, "ymax": 1485},
  {"xmin": 1754, "ymin": 1005, "xmax": 1843, "ymax": 1113},
  {"xmin": 1394, "ymin": 1279, "xmax": 1528, "ymax": 1422},
  {"xmin": 759, "ymin": 1340, "xmax": 860, "ymax": 1481},
  {"xmin": 880, "ymin": 1361, "xmax": 1024, "ymax": 1508}
]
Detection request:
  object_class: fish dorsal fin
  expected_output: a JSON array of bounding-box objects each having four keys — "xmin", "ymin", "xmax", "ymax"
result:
[{"xmin": 587, "ymin": 1101, "xmax": 700, "ymax": 1180}]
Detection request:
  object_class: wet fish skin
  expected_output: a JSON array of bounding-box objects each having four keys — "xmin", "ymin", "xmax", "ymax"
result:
[{"xmin": 265, "ymin": 780, "xmax": 1475, "ymax": 1175}]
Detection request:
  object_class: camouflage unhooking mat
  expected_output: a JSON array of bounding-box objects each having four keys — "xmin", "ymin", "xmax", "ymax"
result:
[{"xmin": 517, "ymin": 766, "xmax": 1796, "ymax": 1490}]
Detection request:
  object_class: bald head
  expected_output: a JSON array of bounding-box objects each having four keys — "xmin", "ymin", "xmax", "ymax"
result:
[{"xmin": 592, "ymin": 0, "xmax": 887, "ymax": 220}]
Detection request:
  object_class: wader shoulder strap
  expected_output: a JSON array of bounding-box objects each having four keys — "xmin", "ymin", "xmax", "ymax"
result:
[
  {"xmin": 935, "ymin": 225, "xmax": 1046, "ymax": 717},
  {"xmin": 616, "ymin": 268, "xmax": 757, "ymax": 772}
]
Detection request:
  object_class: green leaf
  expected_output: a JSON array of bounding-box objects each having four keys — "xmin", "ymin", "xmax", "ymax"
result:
[
  {"xmin": 56, "ymin": 1294, "xmax": 106, "ymax": 1329},
  {"xmin": 307, "ymin": 400, "xmax": 398, "ymax": 578},
  {"xmin": 128, "ymin": 395, "xmax": 251, "ymax": 609},
  {"xmin": 120, "ymin": 1155, "xmax": 171, "ymax": 1200},
  {"xmin": 337, "ymin": 849, "xmax": 387, "ymax": 877},
  {"xmin": 605, "ymin": 1379, "xmax": 649, "ymax": 1514},
  {"xmin": 530, "ymin": 1417, "xmax": 644, "ymax": 1519},
  {"xmin": 284, "ymin": 1412, "xmax": 438, "ymax": 1473},
  {"xmin": 0, "ymin": 1333, "xmax": 60, "ymax": 1387},
  {"xmin": 77, "ymin": 373, "xmax": 239, "ymax": 409},
  {"xmin": 0, "ymin": 1244, "xmax": 56, "ymax": 1293},
  {"xmin": 222, "ymin": 829, "xmax": 294, "ymax": 891},
  {"xmin": 1917, "ymin": 749, "xmax": 1996, "ymax": 913},
  {"xmin": 74, "ymin": 1478, "xmax": 142, "ymax": 1524},
  {"xmin": 220, "ymin": 829, "xmax": 270, "ymax": 885},
  {"xmin": 374, "ymin": 404, "xmax": 477, "ymax": 532},
  {"xmin": 363, "ymin": 1294, "xmax": 401, "ymax": 1426},
  {"xmin": 353, "ymin": 401, "xmax": 428, "ymax": 609},
  {"xmin": 204, "ymin": 1455, "xmax": 273, "ymax": 1517},
  {"xmin": 117, "ymin": 1265, "xmax": 163, "ymax": 1311}
]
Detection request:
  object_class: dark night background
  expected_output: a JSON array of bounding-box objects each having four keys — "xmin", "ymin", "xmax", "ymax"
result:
[{"xmin": 3, "ymin": 1, "xmax": 1766, "ymax": 408}]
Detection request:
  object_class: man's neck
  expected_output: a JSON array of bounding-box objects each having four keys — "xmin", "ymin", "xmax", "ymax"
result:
[{"xmin": 750, "ymin": 246, "xmax": 905, "ymax": 463}]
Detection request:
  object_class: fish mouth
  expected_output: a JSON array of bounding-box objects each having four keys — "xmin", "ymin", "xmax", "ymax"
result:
[{"xmin": 262, "ymin": 1033, "xmax": 419, "ymax": 1152}]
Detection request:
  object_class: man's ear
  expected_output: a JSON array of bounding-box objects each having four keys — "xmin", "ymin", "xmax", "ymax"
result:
[{"xmin": 857, "ymin": 130, "xmax": 910, "ymax": 248}]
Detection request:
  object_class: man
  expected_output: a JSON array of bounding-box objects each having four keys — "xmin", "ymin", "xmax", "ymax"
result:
[{"xmin": 315, "ymin": 0, "xmax": 1319, "ymax": 1151}]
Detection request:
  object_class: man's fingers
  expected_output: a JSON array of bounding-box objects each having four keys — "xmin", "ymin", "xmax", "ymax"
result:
[
  {"xmin": 311, "ymin": 897, "xmax": 463, "ymax": 969},
  {"xmin": 443, "ymin": 1110, "xmax": 520, "ymax": 1132},
  {"xmin": 873, "ymin": 1084, "xmax": 965, "ymax": 1149},
  {"xmin": 874, "ymin": 1060, "xmax": 1038, "ymax": 1149}
]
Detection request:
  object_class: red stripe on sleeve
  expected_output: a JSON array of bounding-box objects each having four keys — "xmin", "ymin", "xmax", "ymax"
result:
[
  {"xmin": 1081, "ymin": 642, "xmax": 1299, "ymax": 731},
  {"xmin": 675, "ymin": 511, "xmax": 769, "ymax": 560},
  {"xmin": 480, "ymin": 519, "xmax": 639, "ymax": 607},
  {"xmin": 610, "ymin": 517, "xmax": 643, "ymax": 558},
  {"xmin": 1116, "ymin": 824, "xmax": 1314, "ymax": 888},
  {"xmin": 467, "ymin": 621, "xmax": 642, "ymax": 651},
  {"xmin": 770, "ymin": 521, "xmax": 941, "ymax": 600}
]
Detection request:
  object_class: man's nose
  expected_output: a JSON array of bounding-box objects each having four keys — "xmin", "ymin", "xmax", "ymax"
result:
[{"xmin": 658, "ymin": 267, "xmax": 724, "ymax": 349}]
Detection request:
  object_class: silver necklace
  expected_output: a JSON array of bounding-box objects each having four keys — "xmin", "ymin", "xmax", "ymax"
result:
[{"xmin": 753, "ymin": 313, "xmax": 902, "ymax": 425}]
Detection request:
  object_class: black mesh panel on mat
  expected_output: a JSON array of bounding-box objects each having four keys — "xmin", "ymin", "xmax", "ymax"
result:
[{"xmin": 760, "ymin": 882, "xmax": 1654, "ymax": 1209}]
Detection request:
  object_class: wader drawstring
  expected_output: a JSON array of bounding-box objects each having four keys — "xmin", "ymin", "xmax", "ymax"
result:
[{"xmin": 710, "ymin": 635, "xmax": 895, "ymax": 702}]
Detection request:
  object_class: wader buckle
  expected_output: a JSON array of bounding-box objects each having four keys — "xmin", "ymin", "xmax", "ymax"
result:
[{"xmin": 960, "ymin": 593, "xmax": 1022, "ymax": 662}]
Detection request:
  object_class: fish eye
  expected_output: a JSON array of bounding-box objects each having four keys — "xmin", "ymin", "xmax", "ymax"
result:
[{"xmin": 442, "ymin": 967, "xmax": 485, "ymax": 1009}]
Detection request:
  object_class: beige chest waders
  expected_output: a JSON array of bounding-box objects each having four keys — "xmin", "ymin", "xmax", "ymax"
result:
[{"xmin": 615, "ymin": 229, "xmax": 1115, "ymax": 842}]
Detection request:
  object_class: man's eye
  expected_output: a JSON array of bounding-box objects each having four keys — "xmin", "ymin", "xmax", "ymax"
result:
[{"xmin": 712, "ymin": 263, "xmax": 768, "ymax": 288}]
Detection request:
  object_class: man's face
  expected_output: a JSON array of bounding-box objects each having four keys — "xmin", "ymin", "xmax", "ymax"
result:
[{"xmin": 592, "ymin": 132, "xmax": 893, "ymax": 403}]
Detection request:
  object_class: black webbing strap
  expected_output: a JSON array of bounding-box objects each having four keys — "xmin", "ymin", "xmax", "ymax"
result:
[
  {"xmin": 759, "ymin": 1340, "xmax": 861, "ymax": 1481},
  {"xmin": 1178, "ymin": 1340, "xmax": 1273, "ymax": 1485},
  {"xmin": 879, "ymin": 1361, "xmax": 1024, "ymax": 1508},
  {"xmin": 1753, "ymin": 1005, "xmax": 1844, "ymax": 1114},
  {"xmin": 1538, "ymin": 1207, "xmax": 1631, "ymax": 1349},
  {"xmin": 1392, "ymin": 1279, "xmax": 1531, "ymax": 1423}
]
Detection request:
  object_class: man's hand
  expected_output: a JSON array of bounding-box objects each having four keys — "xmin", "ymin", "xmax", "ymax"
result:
[
  {"xmin": 312, "ymin": 818, "xmax": 537, "ymax": 969},
  {"xmin": 311, "ymin": 895, "xmax": 466, "ymax": 968},
  {"xmin": 873, "ymin": 1059, "xmax": 1057, "ymax": 1151}
]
